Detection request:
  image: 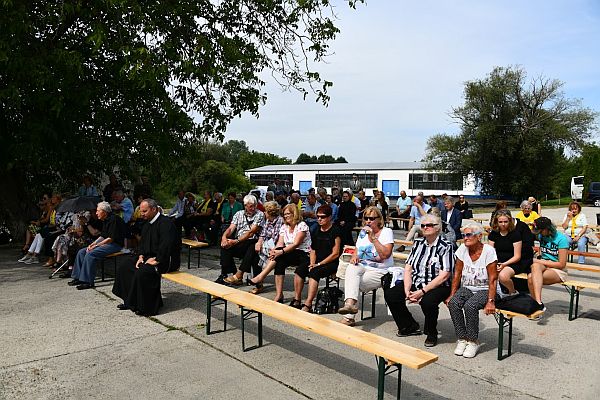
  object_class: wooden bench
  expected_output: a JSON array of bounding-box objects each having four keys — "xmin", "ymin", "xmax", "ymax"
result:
[
  {"xmin": 494, "ymin": 308, "xmax": 544, "ymax": 360},
  {"xmin": 181, "ymin": 239, "xmax": 209, "ymax": 269},
  {"xmin": 514, "ymin": 270, "xmax": 600, "ymax": 320},
  {"xmin": 99, "ymin": 251, "xmax": 126, "ymax": 281},
  {"xmin": 163, "ymin": 271, "xmax": 438, "ymax": 399}
]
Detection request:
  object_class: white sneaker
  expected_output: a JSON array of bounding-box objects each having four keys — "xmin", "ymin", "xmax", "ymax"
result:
[
  {"xmin": 454, "ymin": 339, "xmax": 468, "ymax": 356},
  {"xmin": 18, "ymin": 254, "xmax": 32, "ymax": 263},
  {"xmin": 24, "ymin": 256, "xmax": 39, "ymax": 264},
  {"xmin": 462, "ymin": 342, "xmax": 480, "ymax": 358}
]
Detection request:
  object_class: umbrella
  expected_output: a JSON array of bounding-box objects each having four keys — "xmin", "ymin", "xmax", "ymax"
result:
[{"xmin": 55, "ymin": 196, "xmax": 100, "ymax": 213}]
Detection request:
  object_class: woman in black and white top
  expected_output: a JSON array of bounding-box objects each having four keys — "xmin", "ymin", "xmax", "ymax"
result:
[{"xmin": 383, "ymin": 214, "xmax": 454, "ymax": 348}]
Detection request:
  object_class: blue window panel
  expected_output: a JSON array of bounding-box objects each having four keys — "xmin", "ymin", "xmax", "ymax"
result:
[
  {"xmin": 299, "ymin": 181, "xmax": 313, "ymax": 195},
  {"xmin": 382, "ymin": 180, "xmax": 399, "ymax": 197}
]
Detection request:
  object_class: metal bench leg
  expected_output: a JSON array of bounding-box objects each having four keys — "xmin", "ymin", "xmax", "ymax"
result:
[
  {"xmin": 567, "ymin": 286, "xmax": 581, "ymax": 321},
  {"xmin": 495, "ymin": 313, "xmax": 513, "ymax": 360},
  {"xmin": 101, "ymin": 259, "xmax": 105, "ymax": 281},
  {"xmin": 241, "ymin": 306, "xmax": 263, "ymax": 352},
  {"xmin": 361, "ymin": 289, "xmax": 377, "ymax": 320},
  {"xmin": 377, "ymin": 356, "xmax": 402, "ymax": 400},
  {"xmin": 206, "ymin": 293, "xmax": 228, "ymax": 335},
  {"xmin": 187, "ymin": 246, "xmax": 191, "ymax": 269},
  {"xmin": 197, "ymin": 248, "xmax": 201, "ymax": 269}
]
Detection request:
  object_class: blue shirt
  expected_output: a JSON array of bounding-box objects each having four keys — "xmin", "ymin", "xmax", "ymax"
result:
[
  {"xmin": 168, "ymin": 197, "xmax": 185, "ymax": 218},
  {"xmin": 410, "ymin": 203, "xmax": 431, "ymax": 225},
  {"xmin": 396, "ymin": 196, "xmax": 412, "ymax": 212}
]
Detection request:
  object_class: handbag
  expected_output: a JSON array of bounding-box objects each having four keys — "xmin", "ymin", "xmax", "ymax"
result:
[
  {"xmin": 314, "ymin": 286, "xmax": 344, "ymax": 314},
  {"xmin": 495, "ymin": 293, "xmax": 540, "ymax": 315},
  {"xmin": 336, "ymin": 246, "xmax": 355, "ymax": 279}
]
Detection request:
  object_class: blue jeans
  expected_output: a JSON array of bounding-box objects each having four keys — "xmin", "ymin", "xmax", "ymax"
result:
[
  {"xmin": 568, "ymin": 236, "xmax": 588, "ymax": 264},
  {"xmin": 71, "ymin": 243, "xmax": 122, "ymax": 284}
]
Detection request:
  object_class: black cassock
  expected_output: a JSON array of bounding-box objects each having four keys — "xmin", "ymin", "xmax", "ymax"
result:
[{"xmin": 112, "ymin": 214, "xmax": 181, "ymax": 315}]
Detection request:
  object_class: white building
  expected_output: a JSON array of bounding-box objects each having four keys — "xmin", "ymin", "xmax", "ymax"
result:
[{"xmin": 245, "ymin": 162, "xmax": 476, "ymax": 197}]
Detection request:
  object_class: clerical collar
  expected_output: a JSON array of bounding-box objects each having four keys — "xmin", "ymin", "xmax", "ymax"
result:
[{"xmin": 149, "ymin": 212, "xmax": 160, "ymax": 224}]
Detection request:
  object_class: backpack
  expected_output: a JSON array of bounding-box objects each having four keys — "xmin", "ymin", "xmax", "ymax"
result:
[{"xmin": 314, "ymin": 286, "xmax": 344, "ymax": 314}]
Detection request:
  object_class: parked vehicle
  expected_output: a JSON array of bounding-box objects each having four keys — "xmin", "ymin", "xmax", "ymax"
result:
[
  {"xmin": 571, "ymin": 176, "xmax": 584, "ymax": 201},
  {"xmin": 584, "ymin": 181, "xmax": 600, "ymax": 207}
]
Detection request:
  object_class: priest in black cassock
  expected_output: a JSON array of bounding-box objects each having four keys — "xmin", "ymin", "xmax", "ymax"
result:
[{"xmin": 112, "ymin": 198, "xmax": 181, "ymax": 316}]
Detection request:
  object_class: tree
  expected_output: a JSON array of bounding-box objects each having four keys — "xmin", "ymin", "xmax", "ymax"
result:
[
  {"xmin": 294, "ymin": 153, "xmax": 349, "ymax": 164},
  {"xmin": 0, "ymin": 0, "xmax": 361, "ymax": 231},
  {"xmin": 426, "ymin": 66, "xmax": 598, "ymax": 198}
]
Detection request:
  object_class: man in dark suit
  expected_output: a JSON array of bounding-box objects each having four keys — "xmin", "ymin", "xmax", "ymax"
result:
[
  {"xmin": 112, "ymin": 198, "xmax": 181, "ymax": 316},
  {"xmin": 441, "ymin": 197, "xmax": 462, "ymax": 243}
]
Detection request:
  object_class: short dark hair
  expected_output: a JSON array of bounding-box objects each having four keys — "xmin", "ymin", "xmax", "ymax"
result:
[{"xmin": 316, "ymin": 204, "xmax": 332, "ymax": 216}]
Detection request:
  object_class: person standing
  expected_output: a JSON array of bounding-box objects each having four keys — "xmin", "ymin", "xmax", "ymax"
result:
[
  {"xmin": 112, "ymin": 199, "xmax": 181, "ymax": 316},
  {"xmin": 349, "ymin": 173, "xmax": 363, "ymax": 194}
]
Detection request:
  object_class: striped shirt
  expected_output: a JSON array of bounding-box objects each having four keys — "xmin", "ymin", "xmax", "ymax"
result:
[
  {"xmin": 259, "ymin": 216, "xmax": 284, "ymax": 243},
  {"xmin": 405, "ymin": 235, "xmax": 454, "ymax": 288}
]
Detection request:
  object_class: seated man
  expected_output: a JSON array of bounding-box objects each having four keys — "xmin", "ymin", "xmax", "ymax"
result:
[
  {"xmin": 68, "ymin": 201, "xmax": 126, "ymax": 290},
  {"xmin": 390, "ymin": 190, "xmax": 412, "ymax": 230},
  {"xmin": 217, "ymin": 194, "xmax": 265, "ymax": 285},
  {"xmin": 112, "ymin": 199, "xmax": 181, "ymax": 316},
  {"xmin": 406, "ymin": 195, "xmax": 431, "ymax": 241}
]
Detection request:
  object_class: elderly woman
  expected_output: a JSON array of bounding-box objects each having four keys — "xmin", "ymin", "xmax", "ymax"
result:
[
  {"xmin": 561, "ymin": 201, "xmax": 588, "ymax": 264},
  {"xmin": 446, "ymin": 221, "xmax": 498, "ymax": 358},
  {"xmin": 18, "ymin": 193, "xmax": 63, "ymax": 264},
  {"xmin": 384, "ymin": 214, "xmax": 454, "ymax": 347},
  {"xmin": 337, "ymin": 206, "xmax": 394, "ymax": 326},
  {"xmin": 488, "ymin": 209, "xmax": 527, "ymax": 295},
  {"xmin": 515, "ymin": 200, "xmax": 540, "ymax": 231},
  {"xmin": 68, "ymin": 201, "xmax": 127, "ymax": 290},
  {"xmin": 249, "ymin": 201, "xmax": 283, "ymax": 294},
  {"xmin": 529, "ymin": 217, "xmax": 569, "ymax": 312},
  {"xmin": 294, "ymin": 204, "xmax": 342, "ymax": 312},
  {"xmin": 249, "ymin": 204, "xmax": 311, "ymax": 305}
]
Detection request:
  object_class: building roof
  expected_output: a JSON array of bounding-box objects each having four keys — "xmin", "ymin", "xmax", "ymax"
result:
[{"xmin": 246, "ymin": 162, "xmax": 426, "ymax": 173}]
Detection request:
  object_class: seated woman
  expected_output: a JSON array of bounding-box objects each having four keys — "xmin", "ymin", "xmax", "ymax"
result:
[
  {"xmin": 488, "ymin": 209, "xmax": 526, "ymax": 295},
  {"xmin": 447, "ymin": 221, "xmax": 498, "ymax": 359},
  {"xmin": 528, "ymin": 217, "xmax": 569, "ymax": 312},
  {"xmin": 337, "ymin": 206, "xmax": 394, "ymax": 326},
  {"xmin": 248, "ymin": 201, "xmax": 283, "ymax": 294},
  {"xmin": 561, "ymin": 201, "xmax": 588, "ymax": 264},
  {"xmin": 51, "ymin": 212, "xmax": 90, "ymax": 268},
  {"xmin": 384, "ymin": 214, "xmax": 454, "ymax": 347},
  {"xmin": 18, "ymin": 193, "xmax": 62, "ymax": 264},
  {"xmin": 455, "ymin": 195, "xmax": 470, "ymax": 217},
  {"xmin": 528, "ymin": 196, "xmax": 541, "ymax": 216},
  {"xmin": 294, "ymin": 204, "xmax": 342, "ymax": 312},
  {"xmin": 21, "ymin": 193, "xmax": 51, "ymax": 254},
  {"xmin": 249, "ymin": 204, "xmax": 311, "ymax": 305},
  {"xmin": 515, "ymin": 200, "xmax": 540, "ymax": 231},
  {"xmin": 488, "ymin": 200, "xmax": 507, "ymax": 227}
]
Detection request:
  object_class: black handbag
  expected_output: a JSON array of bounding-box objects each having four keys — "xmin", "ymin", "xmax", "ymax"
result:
[{"xmin": 495, "ymin": 293, "xmax": 539, "ymax": 315}]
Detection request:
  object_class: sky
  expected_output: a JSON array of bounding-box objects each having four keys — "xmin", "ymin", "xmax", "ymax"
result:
[{"xmin": 225, "ymin": 1, "xmax": 600, "ymax": 164}]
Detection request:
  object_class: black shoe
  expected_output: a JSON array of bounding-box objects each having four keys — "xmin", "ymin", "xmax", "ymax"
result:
[
  {"xmin": 76, "ymin": 283, "xmax": 95, "ymax": 290},
  {"xmin": 59, "ymin": 271, "xmax": 72, "ymax": 279},
  {"xmin": 397, "ymin": 324, "xmax": 422, "ymax": 337},
  {"xmin": 214, "ymin": 274, "xmax": 227, "ymax": 284},
  {"xmin": 424, "ymin": 334, "xmax": 438, "ymax": 347},
  {"xmin": 117, "ymin": 304, "xmax": 129, "ymax": 310},
  {"xmin": 67, "ymin": 279, "xmax": 81, "ymax": 286}
]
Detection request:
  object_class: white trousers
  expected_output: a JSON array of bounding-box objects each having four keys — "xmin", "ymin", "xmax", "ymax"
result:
[
  {"xmin": 28, "ymin": 233, "xmax": 44, "ymax": 254},
  {"xmin": 342, "ymin": 263, "xmax": 386, "ymax": 320}
]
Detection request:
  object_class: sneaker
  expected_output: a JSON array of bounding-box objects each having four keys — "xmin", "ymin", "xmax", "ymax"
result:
[
  {"xmin": 337, "ymin": 303, "xmax": 359, "ymax": 315},
  {"xmin": 462, "ymin": 342, "xmax": 480, "ymax": 358},
  {"xmin": 396, "ymin": 323, "xmax": 422, "ymax": 337},
  {"xmin": 424, "ymin": 334, "xmax": 438, "ymax": 347},
  {"xmin": 24, "ymin": 256, "xmax": 39, "ymax": 264},
  {"xmin": 339, "ymin": 317, "xmax": 356, "ymax": 327},
  {"xmin": 18, "ymin": 254, "xmax": 32, "ymax": 263},
  {"xmin": 454, "ymin": 339, "xmax": 468, "ymax": 356}
]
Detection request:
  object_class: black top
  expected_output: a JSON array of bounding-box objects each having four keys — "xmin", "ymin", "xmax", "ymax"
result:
[
  {"xmin": 337, "ymin": 201, "xmax": 357, "ymax": 225},
  {"xmin": 489, "ymin": 229, "xmax": 522, "ymax": 263},
  {"xmin": 139, "ymin": 214, "xmax": 181, "ymax": 273},
  {"xmin": 101, "ymin": 213, "xmax": 127, "ymax": 247},
  {"xmin": 311, "ymin": 225, "xmax": 341, "ymax": 264},
  {"xmin": 514, "ymin": 219, "xmax": 535, "ymax": 262},
  {"xmin": 455, "ymin": 201, "xmax": 469, "ymax": 212}
]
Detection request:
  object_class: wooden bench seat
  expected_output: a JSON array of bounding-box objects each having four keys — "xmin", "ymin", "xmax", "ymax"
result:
[
  {"xmin": 163, "ymin": 271, "xmax": 437, "ymax": 399},
  {"xmin": 181, "ymin": 239, "xmax": 209, "ymax": 269},
  {"xmin": 494, "ymin": 308, "xmax": 545, "ymax": 360},
  {"xmin": 99, "ymin": 251, "xmax": 126, "ymax": 281}
]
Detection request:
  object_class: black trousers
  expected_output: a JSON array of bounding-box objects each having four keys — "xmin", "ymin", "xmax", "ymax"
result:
[
  {"xmin": 384, "ymin": 282, "xmax": 450, "ymax": 335},
  {"xmin": 220, "ymin": 239, "xmax": 259, "ymax": 276},
  {"xmin": 112, "ymin": 256, "xmax": 163, "ymax": 316},
  {"xmin": 389, "ymin": 209, "xmax": 410, "ymax": 229},
  {"xmin": 295, "ymin": 261, "xmax": 338, "ymax": 281},
  {"xmin": 273, "ymin": 250, "xmax": 310, "ymax": 275}
]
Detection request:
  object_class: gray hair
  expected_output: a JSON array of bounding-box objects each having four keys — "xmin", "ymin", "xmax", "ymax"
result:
[
  {"xmin": 97, "ymin": 201, "xmax": 112, "ymax": 213},
  {"xmin": 444, "ymin": 196, "xmax": 455, "ymax": 204},
  {"xmin": 142, "ymin": 198, "xmax": 158, "ymax": 209},
  {"xmin": 520, "ymin": 200, "xmax": 532, "ymax": 209},
  {"xmin": 462, "ymin": 221, "xmax": 484, "ymax": 235},
  {"xmin": 243, "ymin": 194, "xmax": 257, "ymax": 205},
  {"xmin": 420, "ymin": 214, "xmax": 442, "ymax": 233}
]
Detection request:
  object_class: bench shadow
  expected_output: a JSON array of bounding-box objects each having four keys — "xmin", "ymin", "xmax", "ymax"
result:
[
  {"xmin": 160, "ymin": 290, "xmax": 449, "ymax": 400},
  {"xmin": 477, "ymin": 327, "xmax": 554, "ymax": 360}
]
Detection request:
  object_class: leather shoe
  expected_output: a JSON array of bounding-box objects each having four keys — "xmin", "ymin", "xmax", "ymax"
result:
[
  {"xmin": 397, "ymin": 324, "xmax": 422, "ymax": 337},
  {"xmin": 67, "ymin": 279, "xmax": 81, "ymax": 286},
  {"xmin": 117, "ymin": 304, "xmax": 129, "ymax": 310},
  {"xmin": 424, "ymin": 334, "xmax": 438, "ymax": 347},
  {"xmin": 76, "ymin": 283, "xmax": 95, "ymax": 290}
]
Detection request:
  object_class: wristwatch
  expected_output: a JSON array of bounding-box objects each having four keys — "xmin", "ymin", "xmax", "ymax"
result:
[{"xmin": 487, "ymin": 298, "xmax": 495, "ymax": 303}]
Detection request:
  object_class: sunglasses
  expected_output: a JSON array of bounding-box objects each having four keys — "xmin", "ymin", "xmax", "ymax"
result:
[
  {"xmin": 364, "ymin": 216, "xmax": 379, "ymax": 221},
  {"xmin": 463, "ymin": 232, "xmax": 479, "ymax": 238},
  {"xmin": 316, "ymin": 214, "xmax": 330, "ymax": 219},
  {"xmin": 420, "ymin": 223, "xmax": 436, "ymax": 229}
]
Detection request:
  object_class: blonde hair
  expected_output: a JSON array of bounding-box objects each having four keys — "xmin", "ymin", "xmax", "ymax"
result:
[
  {"xmin": 263, "ymin": 201, "xmax": 281, "ymax": 217},
  {"xmin": 282, "ymin": 203, "xmax": 302, "ymax": 225},
  {"xmin": 362, "ymin": 206, "xmax": 384, "ymax": 229}
]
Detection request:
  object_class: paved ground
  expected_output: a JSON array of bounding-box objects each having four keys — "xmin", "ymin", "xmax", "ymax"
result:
[{"xmin": 1, "ymin": 205, "xmax": 599, "ymax": 399}]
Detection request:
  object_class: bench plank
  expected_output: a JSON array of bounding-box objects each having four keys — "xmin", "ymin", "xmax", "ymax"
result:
[
  {"xmin": 163, "ymin": 271, "xmax": 239, "ymax": 298},
  {"xmin": 181, "ymin": 239, "xmax": 210, "ymax": 249}
]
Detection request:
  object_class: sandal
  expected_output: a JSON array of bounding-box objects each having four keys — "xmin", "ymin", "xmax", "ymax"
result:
[
  {"xmin": 289, "ymin": 299, "xmax": 301, "ymax": 308},
  {"xmin": 250, "ymin": 284, "xmax": 264, "ymax": 295},
  {"xmin": 223, "ymin": 275, "xmax": 243, "ymax": 286},
  {"xmin": 301, "ymin": 303, "xmax": 312, "ymax": 313},
  {"xmin": 273, "ymin": 296, "xmax": 284, "ymax": 303}
]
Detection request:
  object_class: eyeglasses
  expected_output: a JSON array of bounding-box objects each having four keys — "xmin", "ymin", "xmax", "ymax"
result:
[
  {"xmin": 364, "ymin": 216, "xmax": 379, "ymax": 221},
  {"xmin": 420, "ymin": 223, "xmax": 436, "ymax": 229},
  {"xmin": 316, "ymin": 214, "xmax": 330, "ymax": 219},
  {"xmin": 463, "ymin": 232, "xmax": 479, "ymax": 238},
  {"xmin": 283, "ymin": 213, "xmax": 292, "ymax": 217}
]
